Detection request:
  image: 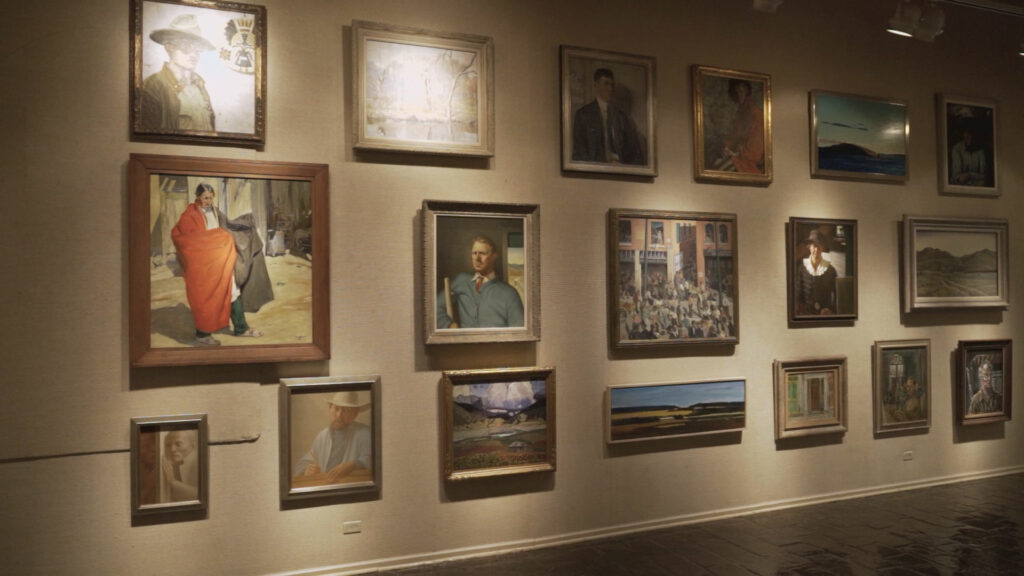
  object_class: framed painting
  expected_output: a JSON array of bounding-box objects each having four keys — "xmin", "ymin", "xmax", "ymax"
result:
[
  {"xmin": 443, "ymin": 367, "xmax": 555, "ymax": 481},
  {"xmin": 130, "ymin": 0, "xmax": 266, "ymax": 148},
  {"xmin": 609, "ymin": 209, "xmax": 738, "ymax": 348},
  {"xmin": 773, "ymin": 357, "xmax": 847, "ymax": 440},
  {"xmin": 692, "ymin": 65, "xmax": 772, "ymax": 185},
  {"xmin": 560, "ymin": 46, "xmax": 656, "ymax": 177},
  {"xmin": 423, "ymin": 200, "xmax": 540, "ymax": 345},
  {"xmin": 957, "ymin": 339, "xmax": 1012, "ymax": 425},
  {"xmin": 787, "ymin": 217, "xmax": 857, "ymax": 323},
  {"xmin": 131, "ymin": 414, "xmax": 208, "ymax": 518},
  {"xmin": 872, "ymin": 339, "xmax": 930, "ymax": 435},
  {"xmin": 279, "ymin": 376, "xmax": 381, "ymax": 501},
  {"xmin": 353, "ymin": 20, "xmax": 493, "ymax": 157},
  {"xmin": 810, "ymin": 90, "xmax": 908, "ymax": 182},
  {"xmin": 606, "ymin": 378, "xmax": 745, "ymax": 444},
  {"xmin": 129, "ymin": 153, "xmax": 330, "ymax": 367},
  {"xmin": 938, "ymin": 94, "xmax": 997, "ymax": 196},
  {"xmin": 901, "ymin": 215, "xmax": 1009, "ymax": 313}
]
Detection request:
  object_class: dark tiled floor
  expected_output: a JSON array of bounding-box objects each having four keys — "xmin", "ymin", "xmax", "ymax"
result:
[{"xmin": 378, "ymin": 473, "xmax": 1024, "ymax": 575}]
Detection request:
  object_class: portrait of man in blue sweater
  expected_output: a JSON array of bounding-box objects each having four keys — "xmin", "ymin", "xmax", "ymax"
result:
[{"xmin": 437, "ymin": 235, "xmax": 524, "ymax": 329}]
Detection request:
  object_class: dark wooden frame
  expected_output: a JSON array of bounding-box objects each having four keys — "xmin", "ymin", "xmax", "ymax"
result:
[
  {"xmin": 786, "ymin": 217, "xmax": 858, "ymax": 323},
  {"xmin": 130, "ymin": 0, "xmax": 267, "ymax": 148},
  {"xmin": 937, "ymin": 94, "xmax": 998, "ymax": 197},
  {"xmin": 608, "ymin": 209, "xmax": 739, "ymax": 348},
  {"xmin": 129, "ymin": 153, "xmax": 329, "ymax": 367},
  {"xmin": 956, "ymin": 339, "xmax": 1012, "ymax": 425}
]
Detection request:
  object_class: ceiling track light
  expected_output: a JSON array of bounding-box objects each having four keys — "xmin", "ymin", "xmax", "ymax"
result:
[{"xmin": 887, "ymin": 0, "xmax": 945, "ymax": 41}]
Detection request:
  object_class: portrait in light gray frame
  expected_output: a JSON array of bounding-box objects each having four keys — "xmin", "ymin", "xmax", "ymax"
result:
[
  {"xmin": 353, "ymin": 20, "xmax": 494, "ymax": 157},
  {"xmin": 606, "ymin": 378, "xmax": 745, "ymax": 444},
  {"xmin": 424, "ymin": 200, "xmax": 540, "ymax": 345},
  {"xmin": 938, "ymin": 94, "xmax": 998, "ymax": 197},
  {"xmin": 279, "ymin": 376, "xmax": 381, "ymax": 502},
  {"xmin": 131, "ymin": 414, "xmax": 208, "ymax": 518},
  {"xmin": 810, "ymin": 90, "xmax": 908, "ymax": 182},
  {"xmin": 773, "ymin": 357, "xmax": 847, "ymax": 440},
  {"xmin": 692, "ymin": 65, "xmax": 772, "ymax": 185},
  {"xmin": 901, "ymin": 215, "xmax": 1009, "ymax": 313},
  {"xmin": 130, "ymin": 0, "xmax": 267, "ymax": 148},
  {"xmin": 956, "ymin": 339, "xmax": 1012, "ymax": 426},
  {"xmin": 442, "ymin": 366, "xmax": 555, "ymax": 481},
  {"xmin": 609, "ymin": 209, "xmax": 739, "ymax": 349},
  {"xmin": 872, "ymin": 339, "xmax": 931, "ymax": 435},
  {"xmin": 561, "ymin": 45, "xmax": 657, "ymax": 177}
]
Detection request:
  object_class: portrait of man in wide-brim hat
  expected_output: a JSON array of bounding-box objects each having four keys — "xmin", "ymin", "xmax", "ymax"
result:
[{"xmin": 140, "ymin": 12, "xmax": 217, "ymax": 132}]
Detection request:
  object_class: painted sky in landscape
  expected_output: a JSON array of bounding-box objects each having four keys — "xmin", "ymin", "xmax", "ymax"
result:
[
  {"xmin": 611, "ymin": 380, "xmax": 744, "ymax": 409},
  {"xmin": 816, "ymin": 93, "xmax": 906, "ymax": 154}
]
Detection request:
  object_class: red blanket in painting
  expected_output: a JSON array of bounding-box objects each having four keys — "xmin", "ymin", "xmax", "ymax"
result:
[{"xmin": 171, "ymin": 203, "xmax": 237, "ymax": 333}]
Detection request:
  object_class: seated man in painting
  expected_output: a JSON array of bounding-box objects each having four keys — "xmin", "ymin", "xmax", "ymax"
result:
[
  {"xmin": 161, "ymin": 430, "xmax": 198, "ymax": 502},
  {"xmin": 436, "ymin": 235, "xmax": 524, "ymax": 329},
  {"xmin": 293, "ymin": 391, "xmax": 372, "ymax": 485}
]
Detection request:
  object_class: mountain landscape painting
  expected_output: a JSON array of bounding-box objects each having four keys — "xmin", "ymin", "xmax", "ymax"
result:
[
  {"xmin": 915, "ymin": 229, "xmax": 998, "ymax": 298},
  {"xmin": 608, "ymin": 379, "xmax": 745, "ymax": 443},
  {"xmin": 450, "ymin": 378, "xmax": 550, "ymax": 474},
  {"xmin": 812, "ymin": 91, "xmax": 907, "ymax": 181}
]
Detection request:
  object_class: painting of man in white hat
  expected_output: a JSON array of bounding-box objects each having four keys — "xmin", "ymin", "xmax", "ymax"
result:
[
  {"xmin": 291, "ymin": 390, "xmax": 374, "ymax": 486},
  {"xmin": 141, "ymin": 13, "xmax": 217, "ymax": 131}
]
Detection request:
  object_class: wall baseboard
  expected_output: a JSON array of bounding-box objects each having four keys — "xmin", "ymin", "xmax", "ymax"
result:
[{"xmin": 271, "ymin": 465, "xmax": 1024, "ymax": 576}]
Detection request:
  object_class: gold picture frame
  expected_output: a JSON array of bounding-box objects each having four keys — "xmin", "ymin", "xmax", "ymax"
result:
[{"xmin": 692, "ymin": 65, "xmax": 772, "ymax": 185}]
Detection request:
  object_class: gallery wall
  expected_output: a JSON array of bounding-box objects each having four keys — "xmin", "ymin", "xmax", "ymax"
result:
[{"xmin": 2, "ymin": 0, "xmax": 1022, "ymax": 574}]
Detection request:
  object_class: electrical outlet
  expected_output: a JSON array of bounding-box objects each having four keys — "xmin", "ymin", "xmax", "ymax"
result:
[
  {"xmin": 902, "ymin": 450, "xmax": 914, "ymax": 461},
  {"xmin": 343, "ymin": 521, "xmax": 362, "ymax": 535}
]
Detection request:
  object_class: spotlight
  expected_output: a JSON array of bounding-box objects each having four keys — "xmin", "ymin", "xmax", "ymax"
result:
[
  {"xmin": 887, "ymin": 0, "xmax": 921, "ymax": 37},
  {"xmin": 1019, "ymin": 41, "xmax": 1024, "ymax": 56}
]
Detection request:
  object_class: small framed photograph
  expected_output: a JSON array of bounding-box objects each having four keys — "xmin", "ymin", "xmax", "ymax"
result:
[
  {"xmin": 353, "ymin": 20, "xmax": 493, "ymax": 157},
  {"xmin": 938, "ymin": 94, "xmax": 997, "ymax": 196},
  {"xmin": 773, "ymin": 357, "xmax": 847, "ymax": 440},
  {"xmin": 130, "ymin": 0, "xmax": 266, "ymax": 148},
  {"xmin": 423, "ymin": 200, "xmax": 540, "ymax": 345},
  {"xmin": 279, "ymin": 376, "xmax": 381, "ymax": 501},
  {"xmin": 872, "ymin": 339, "xmax": 931, "ymax": 435},
  {"xmin": 609, "ymin": 209, "xmax": 738, "ymax": 348},
  {"xmin": 129, "ymin": 153, "xmax": 330, "ymax": 367},
  {"xmin": 131, "ymin": 414, "xmax": 208, "ymax": 518},
  {"xmin": 692, "ymin": 65, "xmax": 772, "ymax": 185},
  {"xmin": 957, "ymin": 339, "xmax": 1012, "ymax": 425},
  {"xmin": 560, "ymin": 46, "xmax": 656, "ymax": 177},
  {"xmin": 787, "ymin": 217, "xmax": 857, "ymax": 323},
  {"xmin": 606, "ymin": 378, "xmax": 745, "ymax": 444},
  {"xmin": 810, "ymin": 90, "xmax": 908, "ymax": 182},
  {"xmin": 901, "ymin": 215, "xmax": 1009, "ymax": 313},
  {"xmin": 442, "ymin": 367, "xmax": 555, "ymax": 481}
]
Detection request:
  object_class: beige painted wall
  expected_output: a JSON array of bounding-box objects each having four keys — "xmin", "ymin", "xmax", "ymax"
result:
[{"xmin": 1, "ymin": 0, "xmax": 1022, "ymax": 574}]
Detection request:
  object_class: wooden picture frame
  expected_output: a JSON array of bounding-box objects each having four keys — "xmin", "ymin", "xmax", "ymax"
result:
[
  {"xmin": 773, "ymin": 357, "xmax": 847, "ymax": 440},
  {"xmin": 901, "ymin": 215, "xmax": 1009, "ymax": 313},
  {"xmin": 938, "ymin": 94, "xmax": 997, "ymax": 197},
  {"xmin": 279, "ymin": 376, "xmax": 382, "ymax": 501},
  {"xmin": 561, "ymin": 46, "xmax": 657, "ymax": 177},
  {"xmin": 957, "ymin": 339, "xmax": 1012, "ymax": 425},
  {"xmin": 130, "ymin": 0, "xmax": 266, "ymax": 148},
  {"xmin": 442, "ymin": 367, "xmax": 555, "ymax": 481},
  {"xmin": 606, "ymin": 378, "xmax": 745, "ymax": 444},
  {"xmin": 424, "ymin": 200, "xmax": 540, "ymax": 345},
  {"xmin": 353, "ymin": 20, "xmax": 494, "ymax": 157},
  {"xmin": 131, "ymin": 414, "xmax": 208, "ymax": 518},
  {"xmin": 692, "ymin": 65, "xmax": 772, "ymax": 185},
  {"xmin": 787, "ymin": 217, "xmax": 857, "ymax": 323},
  {"xmin": 810, "ymin": 90, "xmax": 908, "ymax": 182},
  {"xmin": 609, "ymin": 209, "xmax": 739, "ymax": 348},
  {"xmin": 129, "ymin": 153, "xmax": 330, "ymax": 367},
  {"xmin": 872, "ymin": 339, "xmax": 931, "ymax": 435}
]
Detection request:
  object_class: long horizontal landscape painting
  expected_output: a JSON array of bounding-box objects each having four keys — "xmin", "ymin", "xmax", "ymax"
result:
[
  {"xmin": 812, "ymin": 90, "xmax": 907, "ymax": 182},
  {"xmin": 608, "ymin": 379, "xmax": 745, "ymax": 443}
]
